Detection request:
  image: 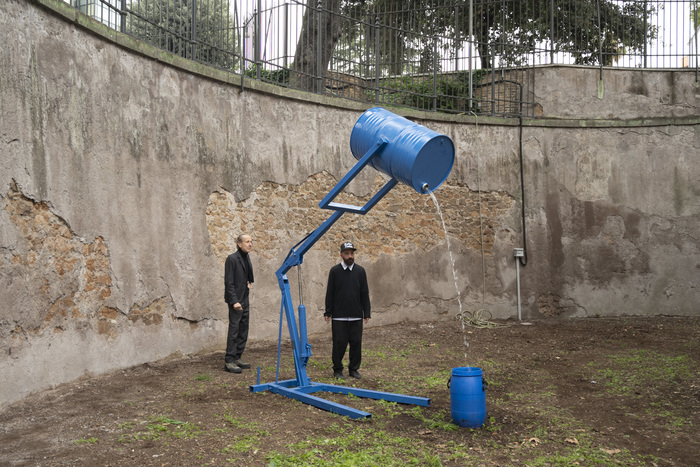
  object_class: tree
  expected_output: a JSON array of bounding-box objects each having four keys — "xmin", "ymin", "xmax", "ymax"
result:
[
  {"xmin": 290, "ymin": 0, "xmax": 343, "ymax": 92},
  {"xmin": 128, "ymin": 0, "xmax": 238, "ymax": 71},
  {"xmin": 340, "ymin": 0, "xmax": 445, "ymax": 76},
  {"xmin": 391, "ymin": 0, "xmax": 658, "ymax": 68},
  {"xmin": 692, "ymin": 1, "xmax": 700, "ymax": 68},
  {"xmin": 292, "ymin": 0, "xmax": 659, "ymax": 83}
]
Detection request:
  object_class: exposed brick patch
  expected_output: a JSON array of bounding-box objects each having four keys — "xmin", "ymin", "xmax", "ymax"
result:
[
  {"xmin": 206, "ymin": 173, "xmax": 515, "ymax": 262},
  {"xmin": 127, "ymin": 298, "xmax": 166, "ymax": 326},
  {"xmin": 2, "ymin": 183, "xmax": 116, "ymax": 337},
  {"xmin": 537, "ymin": 292, "xmax": 565, "ymax": 317}
]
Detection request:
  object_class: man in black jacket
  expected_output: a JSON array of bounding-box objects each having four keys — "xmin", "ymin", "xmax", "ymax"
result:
[
  {"xmin": 324, "ymin": 241, "xmax": 371, "ymax": 380},
  {"xmin": 224, "ymin": 234, "xmax": 254, "ymax": 374}
]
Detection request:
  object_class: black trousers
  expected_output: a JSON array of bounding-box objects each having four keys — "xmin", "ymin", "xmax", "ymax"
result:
[
  {"xmin": 225, "ymin": 295, "xmax": 249, "ymax": 363},
  {"xmin": 331, "ymin": 319, "xmax": 363, "ymax": 373}
]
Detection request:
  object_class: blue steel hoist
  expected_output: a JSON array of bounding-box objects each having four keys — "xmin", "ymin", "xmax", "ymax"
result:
[{"xmin": 249, "ymin": 107, "xmax": 455, "ymax": 419}]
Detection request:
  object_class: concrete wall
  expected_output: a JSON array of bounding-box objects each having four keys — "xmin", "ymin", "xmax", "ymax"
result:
[{"xmin": 1, "ymin": 0, "xmax": 699, "ymax": 408}]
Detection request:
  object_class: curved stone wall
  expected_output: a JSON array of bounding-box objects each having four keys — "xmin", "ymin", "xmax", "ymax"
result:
[{"xmin": 1, "ymin": 0, "xmax": 698, "ymax": 408}]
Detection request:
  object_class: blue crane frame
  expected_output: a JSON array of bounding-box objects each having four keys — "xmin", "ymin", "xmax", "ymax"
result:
[{"xmin": 249, "ymin": 108, "xmax": 454, "ymax": 419}]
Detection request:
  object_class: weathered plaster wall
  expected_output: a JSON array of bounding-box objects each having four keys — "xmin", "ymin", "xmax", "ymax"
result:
[
  {"xmin": 1, "ymin": 0, "xmax": 699, "ymax": 408},
  {"xmin": 534, "ymin": 65, "xmax": 700, "ymax": 119}
]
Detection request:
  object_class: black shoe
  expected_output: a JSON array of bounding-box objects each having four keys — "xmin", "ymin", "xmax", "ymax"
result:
[
  {"xmin": 333, "ymin": 371, "xmax": 345, "ymax": 380},
  {"xmin": 233, "ymin": 359, "xmax": 251, "ymax": 369},
  {"xmin": 349, "ymin": 370, "xmax": 362, "ymax": 379},
  {"xmin": 224, "ymin": 362, "xmax": 242, "ymax": 374}
]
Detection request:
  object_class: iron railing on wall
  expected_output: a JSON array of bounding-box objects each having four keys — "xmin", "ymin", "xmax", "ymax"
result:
[{"xmin": 65, "ymin": 0, "xmax": 700, "ymax": 117}]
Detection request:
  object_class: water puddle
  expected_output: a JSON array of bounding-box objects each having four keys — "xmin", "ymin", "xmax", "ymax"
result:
[{"xmin": 428, "ymin": 191, "xmax": 469, "ymax": 361}]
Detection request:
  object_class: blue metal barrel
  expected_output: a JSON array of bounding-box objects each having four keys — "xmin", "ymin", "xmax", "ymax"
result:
[{"xmin": 350, "ymin": 107, "xmax": 455, "ymax": 194}]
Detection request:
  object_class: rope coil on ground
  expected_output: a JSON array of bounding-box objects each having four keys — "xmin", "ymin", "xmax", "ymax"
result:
[{"xmin": 457, "ymin": 309, "xmax": 508, "ymax": 328}]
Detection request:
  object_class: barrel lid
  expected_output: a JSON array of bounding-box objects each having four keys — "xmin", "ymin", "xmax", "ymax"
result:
[{"xmin": 451, "ymin": 367, "xmax": 483, "ymax": 377}]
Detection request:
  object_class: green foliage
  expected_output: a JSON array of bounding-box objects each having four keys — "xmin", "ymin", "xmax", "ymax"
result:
[
  {"xmin": 194, "ymin": 373, "xmax": 212, "ymax": 381},
  {"xmin": 340, "ymin": 0, "xmax": 658, "ymax": 68},
  {"xmin": 127, "ymin": 0, "xmax": 239, "ymax": 70},
  {"xmin": 73, "ymin": 437, "xmax": 98, "ymax": 445},
  {"xmin": 244, "ymin": 66, "xmax": 290, "ymax": 85},
  {"xmin": 382, "ymin": 71, "xmax": 485, "ymax": 113}
]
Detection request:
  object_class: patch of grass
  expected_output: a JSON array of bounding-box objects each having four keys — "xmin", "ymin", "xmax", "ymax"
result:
[
  {"xmin": 266, "ymin": 426, "xmax": 437, "ymax": 466},
  {"xmin": 375, "ymin": 376, "xmax": 412, "ymax": 395},
  {"xmin": 408, "ymin": 406, "xmax": 459, "ymax": 432},
  {"xmin": 222, "ymin": 433, "xmax": 265, "ymax": 454},
  {"xmin": 117, "ymin": 421, "xmax": 135, "ymax": 430},
  {"xmin": 482, "ymin": 416, "xmax": 501, "ymax": 433},
  {"xmin": 214, "ymin": 410, "xmax": 270, "ymax": 452},
  {"xmin": 73, "ymin": 437, "xmax": 98, "ymax": 445},
  {"xmin": 646, "ymin": 405, "xmax": 691, "ymax": 431},
  {"xmin": 218, "ymin": 410, "xmax": 267, "ymax": 432},
  {"xmin": 528, "ymin": 442, "xmax": 638, "ymax": 466},
  {"xmin": 194, "ymin": 373, "xmax": 212, "ymax": 381},
  {"xmin": 221, "ymin": 412, "xmax": 247, "ymax": 428},
  {"xmin": 307, "ymin": 359, "xmax": 331, "ymax": 371},
  {"xmin": 374, "ymin": 399, "xmax": 408, "ymax": 419},
  {"xmin": 117, "ymin": 415, "xmax": 200, "ymax": 443},
  {"xmin": 417, "ymin": 369, "xmax": 451, "ymax": 391},
  {"xmin": 589, "ymin": 350, "xmax": 695, "ymax": 396}
]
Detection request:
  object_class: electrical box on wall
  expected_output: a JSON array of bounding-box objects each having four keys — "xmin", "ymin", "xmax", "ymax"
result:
[{"xmin": 513, "ymin": 248, "xmax": 524, "ymax": 258}]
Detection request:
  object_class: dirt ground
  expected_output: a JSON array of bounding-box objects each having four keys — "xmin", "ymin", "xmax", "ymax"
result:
[{"xmin": 1, "ymin": 315, "xmax": 699, "ymax": 466}]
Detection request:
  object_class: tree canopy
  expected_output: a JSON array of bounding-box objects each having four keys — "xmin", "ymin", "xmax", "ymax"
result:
[
  {"xmin": 128, "ymin": 0, "xmax": 239, "ymax": 71},
  {"xmin": 292, "ymin": 0, "xmax": 658, "ymax": 85}
]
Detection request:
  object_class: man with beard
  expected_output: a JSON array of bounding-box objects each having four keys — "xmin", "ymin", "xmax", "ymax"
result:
[{"xmin": 324, "ymin": 241, "xmax": 371, "ymax": 380}]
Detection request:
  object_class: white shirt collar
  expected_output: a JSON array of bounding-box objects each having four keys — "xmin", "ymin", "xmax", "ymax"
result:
[{"xmin": 341, "ymin": 261, "xmax": 354, "ymax": 271}]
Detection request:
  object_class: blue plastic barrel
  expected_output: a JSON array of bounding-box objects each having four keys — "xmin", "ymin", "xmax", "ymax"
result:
[
  {"xmin": 350, "ymin": 107, "xmax": 455, "ymax": 194},
  {"xmin": 449, "ymin": 367, "xmax": 487, "ymax": 428}
]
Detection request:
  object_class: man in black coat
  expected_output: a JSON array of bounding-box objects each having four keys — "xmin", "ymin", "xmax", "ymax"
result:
[
  {"xmin": 224, "ymin": 234, "xmax": 254, "ymax": 374},
  {"xmin": 324, "ymin": 241, "xmax": 371, "ymax": 380}
]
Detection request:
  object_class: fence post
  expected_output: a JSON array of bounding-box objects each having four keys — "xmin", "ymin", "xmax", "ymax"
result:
[
  {"xmin": 550, "ymin": 0, "xmax": 554, "ymax": 63},
  {"xmin": 468, "ymin": 0, "xmax": 473, "ymax": 111},
  {"xmin": 374, "ymin": 15, "xmax": 379, "ymax": 104},
  {"xmin": 490, "ymin": 42, "xmax": 495, "ymax": 116},
  {"xmin": 120, "ymin": 0, "xmax": 125, "ymax": 33},
  {"xmin": 454, "ymin": 5, "xmax": 460, "ymax": 73},
  {"xmin": 241, "ymin": 17, "xmax": 246, "ymax": 92},
  {"xmin": 316, "ymin": 0, "xmax": 323, "ymax": 94},
  {"xmin": 284, "ymin": 2, "xmax": 289, "ymax": 70},
  {"xmin": 433, "ymin": 36, "xmax": 438, "ymax": 111},
  {"xmin": 597, "ymin": 0, "xmax": 602, "ymax": 78},
  {"xmin": 643, "ymin": 0, "xmax": 648, "ymax": 68},
  {"xmin": 256, "ymin": 0, "xmax": 262, "ymax": 81},
  {"xmin": 364, "ymin": 12, "xmax": 370, "ymax": 81},
  {"xmin": 191, "ymin": 0, "xmax": 197, "ymax": 61}
]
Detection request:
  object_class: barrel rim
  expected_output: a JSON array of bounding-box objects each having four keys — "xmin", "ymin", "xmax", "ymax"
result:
[{"xmin": 451, "ymin": 366, "xmax": 483, "ymax": 377}]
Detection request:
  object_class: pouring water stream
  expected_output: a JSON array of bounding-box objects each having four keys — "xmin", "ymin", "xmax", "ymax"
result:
[{"xmin": 428, "ymin": 191, "xmax": 470, "ymax": 364}]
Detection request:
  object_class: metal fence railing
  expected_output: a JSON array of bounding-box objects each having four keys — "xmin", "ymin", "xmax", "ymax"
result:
[{"xmin": 64, "ymin": 0, "xmax": 700, "ymax": 117}]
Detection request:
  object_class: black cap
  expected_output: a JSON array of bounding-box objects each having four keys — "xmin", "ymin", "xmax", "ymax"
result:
[{"xmin": 340, "ymin": 242, "xmax": 356, "ymax": 252}]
